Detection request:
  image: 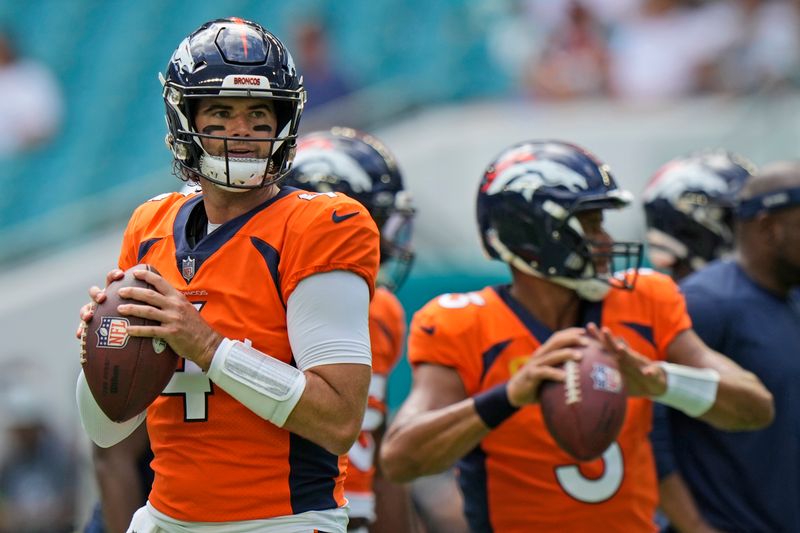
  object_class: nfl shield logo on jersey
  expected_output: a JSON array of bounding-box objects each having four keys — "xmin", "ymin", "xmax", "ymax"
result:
[
  {"xmin": 96, "ymin": 316, "xmax": 130, "ymax": 349},
  {"xmin": 182, "ymin": 256, "xmax": 196, "ymax": 282}
]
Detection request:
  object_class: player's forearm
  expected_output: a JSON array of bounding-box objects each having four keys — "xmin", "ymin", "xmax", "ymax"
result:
[
  {"xmin": 660, "ymin": 339, "xmax": 774, "ymax": 430},
  {"xmin": 700, "ymin": 369, "xmax": 774, "ymax": 430},
  {"xmin": 282, "ymin": 364, "xmax": 371, "ymax": 455},
  {"xmin": 380, "ymin": 399, "xmax": 490, "ymax": 483},
  {"xmin": 95, "ymin": 464, "xmax": 145, "ymax": 533},
  {"xmin": 91, "ymin": 425, "xmax": 149, "ymax": 532},
  {"xmin": 658, "ymin": 473, "xmax": 719, "ymax": 533},
  {"xmin": 371, "ymin": 474, "xmax": 416, "ymax": 533},
  {"xmin": 693, "ymin": 352, "xmax": 774, "ymax": 429}
]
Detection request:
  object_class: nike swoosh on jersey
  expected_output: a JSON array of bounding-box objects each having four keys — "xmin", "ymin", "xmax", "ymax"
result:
[
  {"xmin": 420, "ymin": 325, "xmax": 436, "ymax": 335},
  {"xmin": 332, "ymin": 210, "xmax": 360, "ymax": 223}
]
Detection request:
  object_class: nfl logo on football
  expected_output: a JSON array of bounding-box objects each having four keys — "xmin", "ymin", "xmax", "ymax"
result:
[
  {"xmin": 591, "ymin": 363, "xmax": 623, "ymax": 393},
  {"xmin": 96, "ymin": 316, "xmax": 130, "ymax": 349}
]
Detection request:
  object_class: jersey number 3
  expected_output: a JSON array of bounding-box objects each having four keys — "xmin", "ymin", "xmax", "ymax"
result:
[{"xmin": 555, "ymin": 442, "xmax": 624, "ymax": 503}]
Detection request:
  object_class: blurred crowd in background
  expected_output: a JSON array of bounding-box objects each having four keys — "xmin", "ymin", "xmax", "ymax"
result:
[
  {"xmin": 1, "ymin": 0, "xmax": 800, "ymax": 530},
  {"xmin": 2, "ymin": 0, "xmax": 800, "ymax": 264},
  {"xmin": 498, "ymin": 0, "xmax": 800, "ymax": 101}
]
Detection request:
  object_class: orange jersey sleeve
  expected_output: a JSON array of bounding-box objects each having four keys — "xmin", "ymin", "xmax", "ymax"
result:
[
  {"xmin": 408, "ymin": 291, "xmax": 490, "ymax": 395},
  {"xmin": 280, "ymin": 191, "xmax": 379, "ymax": 303}
]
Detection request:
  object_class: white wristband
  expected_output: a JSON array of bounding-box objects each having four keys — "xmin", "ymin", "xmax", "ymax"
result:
[
  {"xmin": 207, "ymin": 338, "xmax": 307, "ymax": 427},
  {"xmin": 652, "ymin": 362, "xmax": 720, "ymax": 417}
]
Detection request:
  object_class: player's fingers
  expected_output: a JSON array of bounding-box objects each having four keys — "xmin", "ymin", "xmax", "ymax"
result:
[
  {"xmin": 132, "ymin": 269, "xmax": 177, "ymax": 296},
  {"xmin": 117, "ymin": 302, "xmax": 169, "ymax": 326},
  {"xmin": 615, "ymin": 342, "xmax": 648, "ymax": 370},
  {"xmin": 89, "ymin": 285, "xmax": 107, "ymax": 304},
  {"xmin": 592, "ymin": 325, "xmax": 620, "ymax": 355},
  {"xmin": 510, "ymin": 365, "xmax": 567, "ymax": 406},
  {"xmin": 118, "ymin": 286, "xmax": 167, "ymax": 308},
  {"xmin": 531, "ymin": 347, "xmax": 582, "ymax": 368},
  {"xmin": 76, "ymin": 320, "xmax": 86, "ymax": 340},
  {"xmin": 79, "ymin": 301, "xmax": 96, "ymax": 321},
  {"xmin": 79, "ymin": 301, "xmax": 93, "ymax": 315},
  {"xmin": 549, "ymin": 326, "xmax": 587, "ymax": 342},
  {"xmin": 603, "ymin": 327, "xmax": 627, "ymax": 350},
  {"xmin": 105, "ymin": 269, "xmax": 124, "ymax": 286},
  {"xmin": 124, "ymin": 324, "xmax": 164, "ymax": 339},
  {"xmin": 535, "ymin": 367, "xmax": 567, "ymax": 383},
  {"xmin": 585, "ymin": 322, "xmax": 601, "ymax": 340},
  {"xmin": 530, "ymin": 368, "xmax": 570, "ymax": 403},
  {"xmin": 587, "ymin": 323, "xmax": 622, "ymax": 355},
  {"xmin": 537, "ymin": 328, "xmax": 587, "ymax": 355}
]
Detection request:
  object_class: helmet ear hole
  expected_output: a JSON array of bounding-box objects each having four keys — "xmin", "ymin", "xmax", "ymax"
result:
[{"xmin": 285, "ymin": 144, "xmax": 297, "ymax": 165}]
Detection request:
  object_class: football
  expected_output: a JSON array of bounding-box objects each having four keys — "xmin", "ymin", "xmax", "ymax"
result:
[
  {"xmin": 538, "ymin": 336, "xmax": 627, "ymax": 461},
  {"xmin": 80, "ymin": 264, "xmax": 178, "ymax": 422}
]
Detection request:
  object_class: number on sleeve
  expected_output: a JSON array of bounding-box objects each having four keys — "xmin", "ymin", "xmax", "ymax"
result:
[{"xmin": 437, "ymin": 292, "xmax": 486, "ymax": 309}]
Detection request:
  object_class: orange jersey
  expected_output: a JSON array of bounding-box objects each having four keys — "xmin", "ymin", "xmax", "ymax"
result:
[
  {"xmin": 117, "ymin": 188, "xmax": 379, "ymax": 522},
  {"xmin": 345, "ymin": 286, "xmax": 406, "ymax": 519},
  {"xmin": 408, "ymin": 271, "xmax": 690, "ymax": 533}
]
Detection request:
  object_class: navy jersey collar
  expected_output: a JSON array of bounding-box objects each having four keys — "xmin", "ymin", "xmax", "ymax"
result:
[
  {"xmin": 493, "ymin": 284, "xmax": 602, "ymax": 342},
  {"xmin": 173, "ymin": 187, "xmax": 294, "ymax": 283}
]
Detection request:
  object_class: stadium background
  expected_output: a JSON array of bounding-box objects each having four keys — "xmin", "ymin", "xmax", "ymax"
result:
[{"xmin": 0, "ymin": 0, "xmax": 799, "ymax": 525}]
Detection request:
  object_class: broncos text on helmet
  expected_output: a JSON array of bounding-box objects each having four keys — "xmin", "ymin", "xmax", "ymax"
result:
[
  {"xmin": 161, "ymin": 17, "xmax": 306, "ymax": 191},
  {"xmin": 477, "ymin": 140, "xmax": 643, "ymax": 301},
  {"xmin": 643, "ymin": 150, "xmax": 755, "ymax": 278},
  {"xmin": 284, "ymin": 127, "xmax": 415, "ymax": 291}
]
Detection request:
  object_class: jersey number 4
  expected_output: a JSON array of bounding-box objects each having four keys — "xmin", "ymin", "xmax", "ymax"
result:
[{"xmin": 161, "ymin": 302, "xmax": 214, "ymax": 422}]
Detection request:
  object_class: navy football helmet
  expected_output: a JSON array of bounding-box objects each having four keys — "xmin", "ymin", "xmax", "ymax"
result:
[
  {"xmin": 162, "ymin": 18, "xmax": 306, "ymax": 190},
  {"xmin": 284, "ymin": 127, "xmax": 415, "ymax": 291},
  {"xmin": 477, "ymin": 140, "xmax": 642, "ymax": 301},
  {"xmin": 643, "ymin": 150, "xmax": 755, "ymax": 275}
]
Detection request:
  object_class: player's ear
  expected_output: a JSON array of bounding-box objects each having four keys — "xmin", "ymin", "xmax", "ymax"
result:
[{"xmin": 761, "ymin": 213, "xmax": 783, "ymax": 245}]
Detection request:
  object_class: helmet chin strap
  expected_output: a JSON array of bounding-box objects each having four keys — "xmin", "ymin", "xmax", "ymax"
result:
[{"xmin": 488, "ymin": 230, "xmax": 611, "ymax": 302}]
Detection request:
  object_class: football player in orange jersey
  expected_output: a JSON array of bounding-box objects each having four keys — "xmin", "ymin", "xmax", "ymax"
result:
[
  {"xmin": 379, "ymin": 140, "xmax": 774, "ymax": 532},
  {"xmin": 75, "ymin": 18, "xmax": 379, "ymax": 532},
  {"xmin": 283, "ymin": 127, "xmax": 418, "ymax": 533}
]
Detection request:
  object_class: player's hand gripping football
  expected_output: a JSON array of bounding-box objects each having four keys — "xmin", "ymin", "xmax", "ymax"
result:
[
  {"xmin": 586, "ymin": 323, "xmax": 666, "ymax": 397},
  {"xmin": 77, "ymin": 268, "xmax": 223, "ymax": 371},
  {"xmin": 76, "ymin": 268, "xmax": 125, "ymax": 341},
  {"xmin": 506, "ymin": 327, "xmax": 586, "ymax": 407}
]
